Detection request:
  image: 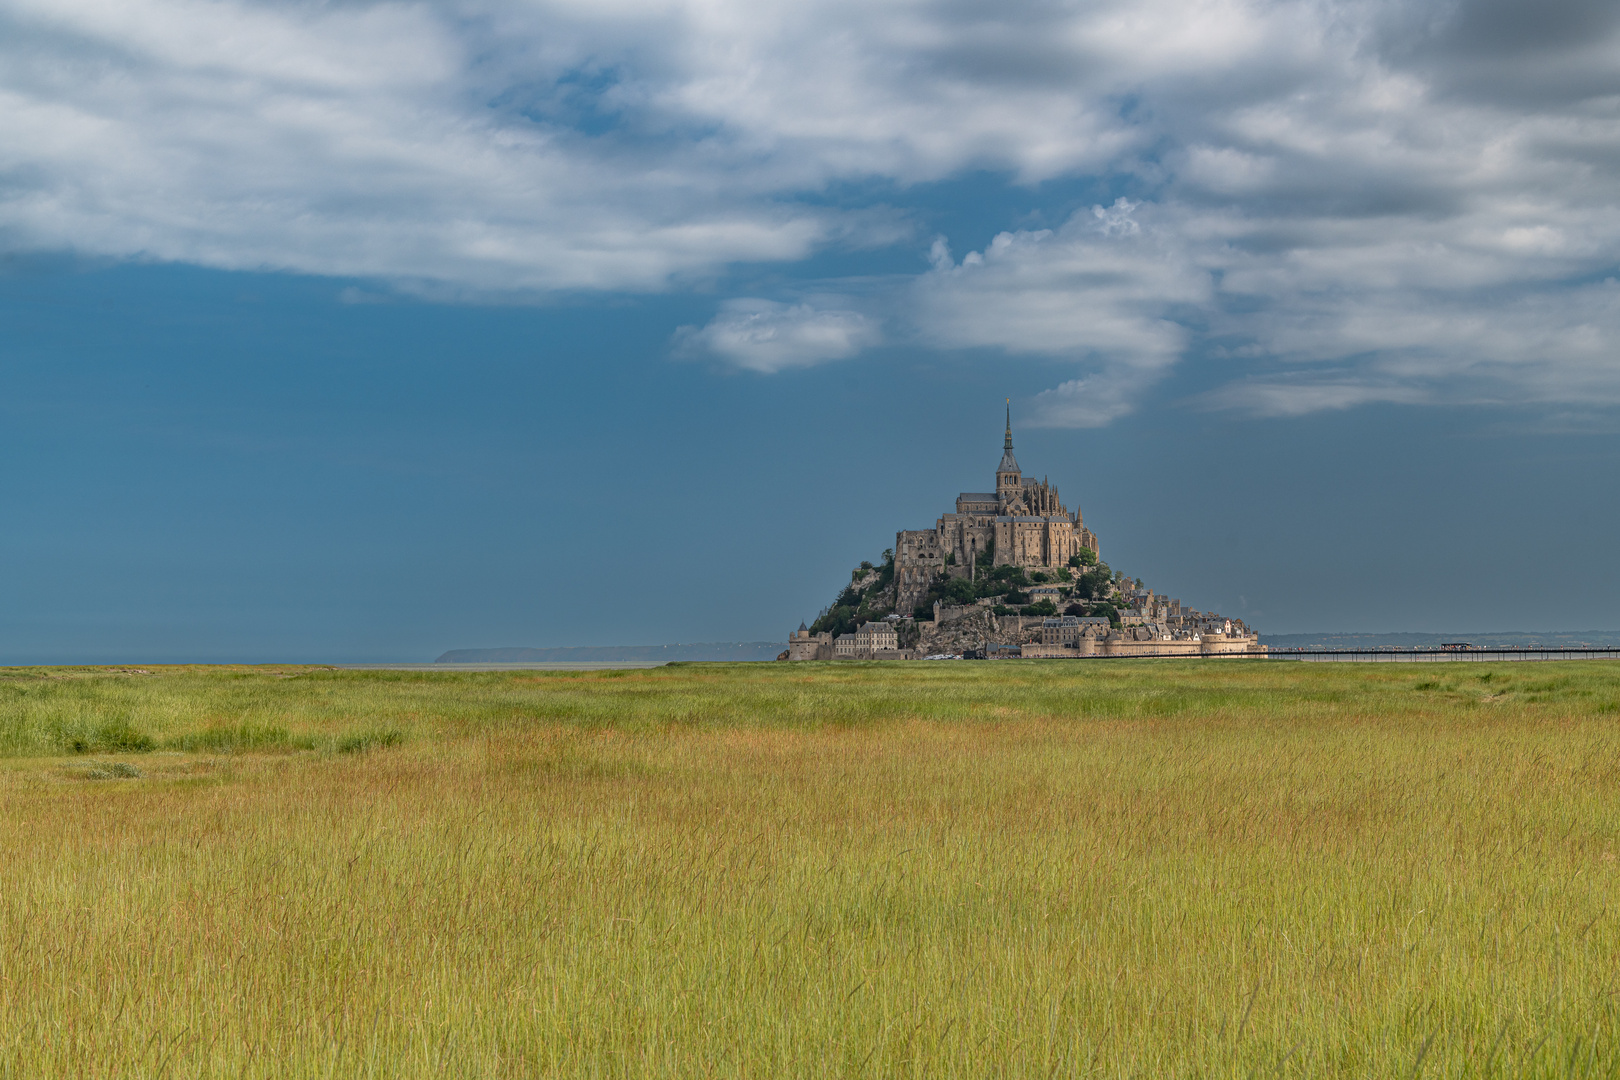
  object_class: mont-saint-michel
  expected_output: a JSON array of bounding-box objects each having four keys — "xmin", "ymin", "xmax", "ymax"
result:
[{"xmin": 788, "ymin": 406, "xmax": 1261, "ymax": 660}]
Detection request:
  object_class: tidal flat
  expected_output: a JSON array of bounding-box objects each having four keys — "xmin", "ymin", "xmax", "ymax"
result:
[{"xmin": 2, "ymin": 659, "xmax": 1618, "ymax": 1077}]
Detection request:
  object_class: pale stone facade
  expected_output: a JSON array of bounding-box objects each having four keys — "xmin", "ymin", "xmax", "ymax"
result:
[
  {"xmin": 857, "ymin": 621, "xmax": 899, "ymax": 652},
  {"xmin": 1020, "ymin": 614, "xmax": 1262, "ymax": 657},
  {"xmin": 1042, "ymin": 615, "xmax": 1112, "ymax": 645},
  {"xmin": 895, "ymin": 408, "xmax": 1099, "ymax": 614},
  {"xmin": 811, "ymin": 620, "xmax": 903, "ymax": 660},
  {"xmin": 788, "ymin": 625, "xmax": 834, "ymax": 661}
]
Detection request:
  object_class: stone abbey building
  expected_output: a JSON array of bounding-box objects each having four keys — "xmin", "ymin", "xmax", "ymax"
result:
[
  {"xmin": 893, "ymin": 407, "xmax": 1100, "ymax": 615},
  {"xmin": 785, "ymin": 403, "xmax": 1262, "ymax": 660}
]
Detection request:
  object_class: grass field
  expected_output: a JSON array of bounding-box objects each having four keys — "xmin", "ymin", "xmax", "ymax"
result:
[{"xmin": 3, "ymin": 659, "xmax": 1620, "ymax": 1077}]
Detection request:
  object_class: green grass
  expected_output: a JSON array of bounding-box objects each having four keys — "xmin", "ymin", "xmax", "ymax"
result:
[{"xmin": 1, "ymin": 659, "xmax": 1619, "ymax": 1076}]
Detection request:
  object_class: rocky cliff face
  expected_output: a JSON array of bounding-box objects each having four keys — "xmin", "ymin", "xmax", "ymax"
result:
[{"xmin": 915, "ymin": 609, "xmax": 1046, "ymax": 655}]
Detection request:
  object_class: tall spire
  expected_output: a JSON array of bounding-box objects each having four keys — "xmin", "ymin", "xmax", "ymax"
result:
[{"xmin": 996, "ymin": 398, "xmax": 1021, "ymax": 481}]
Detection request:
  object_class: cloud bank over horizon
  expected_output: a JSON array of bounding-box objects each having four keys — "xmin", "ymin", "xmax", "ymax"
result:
[{"xmin": 2, "ymin": 0, "xmax": 1618, "ymax": 423}]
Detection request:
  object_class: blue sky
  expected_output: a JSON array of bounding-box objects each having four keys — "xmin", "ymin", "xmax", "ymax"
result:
[{"xmin": 2, "ymin": 0, "xmax": 1619, "ymax": 661}]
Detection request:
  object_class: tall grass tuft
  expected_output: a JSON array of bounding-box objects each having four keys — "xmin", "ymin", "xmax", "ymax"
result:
[
  {"xmin": 335, "ymin": 726, "xmax": 406, "ymax": 753},
  {"xmin": 67, "ymin": 717, "xmax": 155, "ymax": 754},
  {"xmin": 79, "ymin": 760, "xmax": 143, "ymax": 780}
]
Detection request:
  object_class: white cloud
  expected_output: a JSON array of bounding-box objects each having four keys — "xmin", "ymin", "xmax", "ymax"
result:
[
  {"xmin": 1194, "ymin": 378, "xmax": 1433, "ymax": 418},
  {"xmin": 909, "ymin": 200, "xmax": 1210, "ymax": 425},
  {"xmin": 675, "ymin": 299, "xmax": 881, "ymax": 373},
  {"xmin": 0, "ymin": 0, "xmax": 1383, "ymax": 290},
  {"xmin": 1211, "ymin": 278, "xmax": 1620, "ymax": 413},
  {"xmin": 0, "ymin": 0, "xmax": 1618, "ymax": 417},
  {"xmin": 0, "ymin": 0, "xmax": 837, "ymax": 291}
]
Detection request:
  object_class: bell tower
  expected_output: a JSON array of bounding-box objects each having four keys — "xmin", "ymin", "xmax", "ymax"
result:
[{"xmin": 995, "ymin": 399, "xmax": 1021, "ymax": 505}]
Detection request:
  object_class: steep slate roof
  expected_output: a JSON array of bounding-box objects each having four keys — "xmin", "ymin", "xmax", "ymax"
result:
[{"xmin": 998, "ymin": 401, "xmax": 1020, "ymax": 474}]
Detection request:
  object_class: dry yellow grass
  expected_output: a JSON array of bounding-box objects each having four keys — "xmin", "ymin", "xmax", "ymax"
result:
[{"xmin": 1, "ymin": 660, "xmax": 1619, "ymax": 1076}]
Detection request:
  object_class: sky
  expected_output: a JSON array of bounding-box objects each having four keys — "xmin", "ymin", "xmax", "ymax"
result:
[{"xmin": 2, "ymin": 0, "xmax": 1619, "ymax": 662}]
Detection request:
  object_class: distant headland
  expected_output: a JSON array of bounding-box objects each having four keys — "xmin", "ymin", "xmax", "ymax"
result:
[{"xmin": 437, "ymin": 643, "xmax": 783, "ymax": 663}]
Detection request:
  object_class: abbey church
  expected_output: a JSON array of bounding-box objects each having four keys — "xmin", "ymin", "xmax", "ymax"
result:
[{"xmin": 893, "ymin": 407, "xmax": 1099, "ymax": 615}]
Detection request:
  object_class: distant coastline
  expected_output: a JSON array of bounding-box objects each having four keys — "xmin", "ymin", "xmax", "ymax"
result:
[
  {"xmin": 436, "ymin": 642, "xmax": 783, "ymax": 663},
  {"xmin": 1262, "ymin": 630, "xmax": 1620, "ymax": 650}
]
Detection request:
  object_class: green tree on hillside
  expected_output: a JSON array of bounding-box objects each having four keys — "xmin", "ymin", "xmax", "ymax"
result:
[
  {"xmin": 1073, "ymin": 562, "xmax": 1114, "ymax": 600},
  {"xmin": 810, "ymin": 550, "xmax": 898, "ymax": 636}
]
